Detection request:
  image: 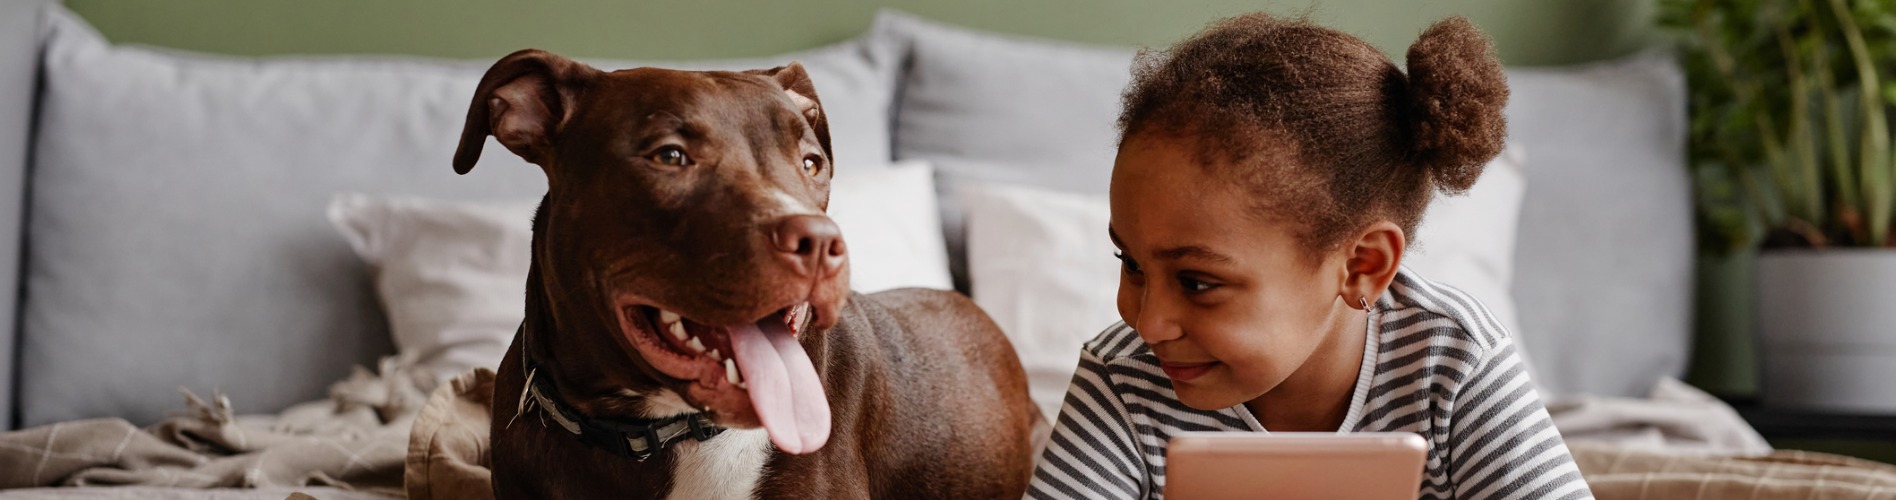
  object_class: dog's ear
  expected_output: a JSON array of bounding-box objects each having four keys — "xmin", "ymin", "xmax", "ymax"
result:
[
  {"xmin": 454, "ymin": 49, "xmax": 594, "ymax": 175},
  {"xmin": 749, "ymin": 62, "xmax": 832, "ymax": 161}
]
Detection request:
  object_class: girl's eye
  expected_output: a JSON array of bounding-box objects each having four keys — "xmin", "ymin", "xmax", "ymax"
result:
[
  {"xmin": 1179, "ymin": 276, "xmax": 1219, "ymax": 293},
  {"xmin": 1115, "ymin": 252, "xmax": 1143, "ymax": 276},
  {"xmin": 650, "ymin": 146, "xmax": 692, "ymax": 167},
  {"xmin": 802, "ymin": 155, "xmax": 824, "ymax": 177}
]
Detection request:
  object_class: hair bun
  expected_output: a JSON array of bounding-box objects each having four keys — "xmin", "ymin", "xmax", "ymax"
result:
[{"xmin": 1403, "ymin": 17, "xmax": 1508, "ymax": 194}]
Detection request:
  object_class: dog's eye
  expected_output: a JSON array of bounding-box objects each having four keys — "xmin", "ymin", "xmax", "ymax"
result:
[
  {"xmin": 650, "ymin": 147, "xmax": 692, "ymax": 167},
  {"xmin": 802, "ymin": 155, "xmax": 824, "ymax": 177}
]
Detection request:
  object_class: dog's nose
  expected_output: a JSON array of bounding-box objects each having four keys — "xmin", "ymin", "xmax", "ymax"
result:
[{"xmin": 772, "ymin": 215, "xmax": 847, "ymax": 277}]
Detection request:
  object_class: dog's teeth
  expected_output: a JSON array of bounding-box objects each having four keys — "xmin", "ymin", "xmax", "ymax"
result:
[
  {"xmin": 668, "ymin": 321, "xmax": 687, "ymax": 341},
  {"xmin": 659, "ymin": 310, "xmax": 680, "ymax": 324},
  {"xmin": 709, "ymin": 349, "xmax": 722, "ymax": 361},
  {"xmin": 686, "ymin": 336, "xmax": 706, "ymax": 353},
  {"xmin": 725, "ymin": 358, "xmax": 742, "ymax": 386}
]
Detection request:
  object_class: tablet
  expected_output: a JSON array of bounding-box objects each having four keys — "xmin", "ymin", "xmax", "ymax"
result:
[{"xmin": 1164, "ymin": 432, "xmax": 1428, "ymax": 500}]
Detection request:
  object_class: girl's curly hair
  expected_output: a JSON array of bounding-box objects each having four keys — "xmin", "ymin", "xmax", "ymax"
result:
[{"xmin": 1119, "ymin": 13, "xmax": 1508, "ymax": 254}]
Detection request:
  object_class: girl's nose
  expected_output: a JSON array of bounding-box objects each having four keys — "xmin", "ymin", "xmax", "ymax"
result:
[{"xmin": 1132, "ymin": 288, "xmax": 1183, "ymax": 343}]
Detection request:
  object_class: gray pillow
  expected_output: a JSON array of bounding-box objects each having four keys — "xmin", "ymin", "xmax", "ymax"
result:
[
  {"xmin": 0, "ymin": 0, "xmax": 53, "ymax": 430},
  {"xmin": 1501, "ymin": 51, "xmax": 1692, "ymax": 398},
  {"xmin": 21, "ymin": 6, "xmax": 901, "ymax": 427},
  {"xmin": 877, "ymin": 10, "xmax": 1136, "ymax": 292}
]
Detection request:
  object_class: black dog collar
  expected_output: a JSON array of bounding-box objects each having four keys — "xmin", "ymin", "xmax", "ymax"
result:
[{"xmin": 515, "ymin": 322, "xmax": 726, "ymax": 461}]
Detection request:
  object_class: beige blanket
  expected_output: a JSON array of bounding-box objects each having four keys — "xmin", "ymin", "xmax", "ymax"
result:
[
  {"xmin": 0, "ymin": 358, "xmax": 428, "ymax": 497},
  {"xmin": 1572, "ymin": 442, "xmax": 1895, "ymax": 499},
  {"xmin": 6, "ymin": 360, "xmax": 1887, "ymax": 500},
  {"xmin": 1550, "ymin": 378, "xmax": 1774, "ymax": 456},
  {"xmin": 1553, "ymin": 378, "xmax": 1894, "ymax": 499},
  {"xmin": 404, "ymin": 368, "xmax": 496, "ymax": 500},
  {"xmin": 404, "ymin": 370, "xmax": 1897, "ymax": 500}
]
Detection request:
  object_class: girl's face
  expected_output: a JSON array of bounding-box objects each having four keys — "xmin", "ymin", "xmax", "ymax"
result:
[{"xmin": 1108, "ymin": 136, "xmax": 1355, "ymax": 411}]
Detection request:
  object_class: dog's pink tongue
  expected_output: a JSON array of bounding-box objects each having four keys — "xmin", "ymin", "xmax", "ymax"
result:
[{"xmin": 728, "ymin": 320, "xmax": 830, "ymax": 454}]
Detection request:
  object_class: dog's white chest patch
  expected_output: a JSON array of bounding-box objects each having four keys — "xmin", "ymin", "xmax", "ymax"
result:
[
  {"xmin": 665, "ymin": 428, "xmax": 770, "ymax": 500},
  {"xmin": 635, "ymin": 389, "xmax": 699, "ymax": 417}
]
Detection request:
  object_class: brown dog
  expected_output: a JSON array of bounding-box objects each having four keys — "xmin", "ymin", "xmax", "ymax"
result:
[{"xmin": 453, "ymin": 49, "xmax": 1039, "ymax": 499}]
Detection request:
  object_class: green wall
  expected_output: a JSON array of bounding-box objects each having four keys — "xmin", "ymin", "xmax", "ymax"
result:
[{"xmin": 62, "ymin": 0, "xmax": 1659, "ymax": 66}]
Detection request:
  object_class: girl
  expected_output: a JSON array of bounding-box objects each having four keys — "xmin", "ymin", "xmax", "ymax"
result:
[{"xmin": 1027, "ymin": 13, "xmax": 1590, "ymax": 500}]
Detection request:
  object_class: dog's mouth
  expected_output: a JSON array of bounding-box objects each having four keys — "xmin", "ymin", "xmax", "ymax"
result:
[{"xmin": 615, "ymin": 301, "xmax": 830, "ymax": 455}]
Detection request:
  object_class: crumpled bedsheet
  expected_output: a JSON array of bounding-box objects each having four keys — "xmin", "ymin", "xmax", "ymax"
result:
[
  {"xmin": 8, "ymin": 364, "xmax": 1892, "ymax": 500},
  {"xmin": 1553, "ymin": 378, "xmax": 1894, "ymax": 499},
  {"xmin": 0, "ymin": 357, "xmax": 430, "ymax": 498}
]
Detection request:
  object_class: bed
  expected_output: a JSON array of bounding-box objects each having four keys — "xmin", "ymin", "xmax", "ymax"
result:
[{"xmin": 0, "ymin": 2, "xmax": 1888, "ymax": 499}]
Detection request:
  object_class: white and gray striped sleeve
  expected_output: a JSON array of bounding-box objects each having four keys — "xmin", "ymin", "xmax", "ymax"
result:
[
  {"xmin": 1446, "ymin": 340, "xmax": 1594, "ymax": 500},
  {"xmin": 1027, "ymin": 348, "xmax": 1145, "ymax": 499}
]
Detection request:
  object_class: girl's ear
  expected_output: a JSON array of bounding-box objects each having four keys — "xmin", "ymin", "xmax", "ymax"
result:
[{"xmin": 1340, "ymin": 221, "xmax": 1405, "ymax": 309}]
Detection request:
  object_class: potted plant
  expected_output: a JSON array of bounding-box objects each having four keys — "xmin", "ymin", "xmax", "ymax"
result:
[{"xmin": 1663, "ymin": 0, "xmax": 1894, "ymax": 413}]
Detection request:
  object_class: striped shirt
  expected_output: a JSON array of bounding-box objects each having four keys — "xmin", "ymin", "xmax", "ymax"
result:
[{"xmin": 1027, "ymin": 268, "xmax": 1592, "ymax": 500}]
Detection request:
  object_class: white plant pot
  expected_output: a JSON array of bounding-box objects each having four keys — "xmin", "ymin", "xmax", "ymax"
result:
[{"xmin": 1756, "ymin": 249, "xmax": 1896, "ymax": 414}]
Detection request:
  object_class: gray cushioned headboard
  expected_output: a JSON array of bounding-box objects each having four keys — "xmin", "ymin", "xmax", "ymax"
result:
[
  {"xmin": 0, "ymin": 0, "xmax": 54, "ymax": 430},
  {"xmin": 18, "ymin": 6, "xmax": 901, "ymax": 428}
]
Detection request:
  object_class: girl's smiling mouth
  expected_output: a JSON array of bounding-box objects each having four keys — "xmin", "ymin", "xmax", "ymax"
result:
[{"xmin": 1158, "ymin": 360, "xmax": 1218, "ymax": 382}]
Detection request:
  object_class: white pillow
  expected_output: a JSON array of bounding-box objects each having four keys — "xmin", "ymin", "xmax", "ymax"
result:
[
  {"xmin": 1404, "ymin": 144, "xmax": 1528, "ymax": 348},
  {"xmin": 962, "ymin": 184, "xmax": 1121, "ymax": 419},
  {"xmin": 328, "ymin": 195, "xmax": 537, "ymax": 383},
  {"xmin": 963, "ymin": 148, "xmax": 1530, "ymax": 418},
  {"xmin": 825, "ymin": 160, "xmax": 955, "ymax": 292},
  {"xmin": 330, "ymin": 161, "xmax": 951, "ymax": 382}
]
